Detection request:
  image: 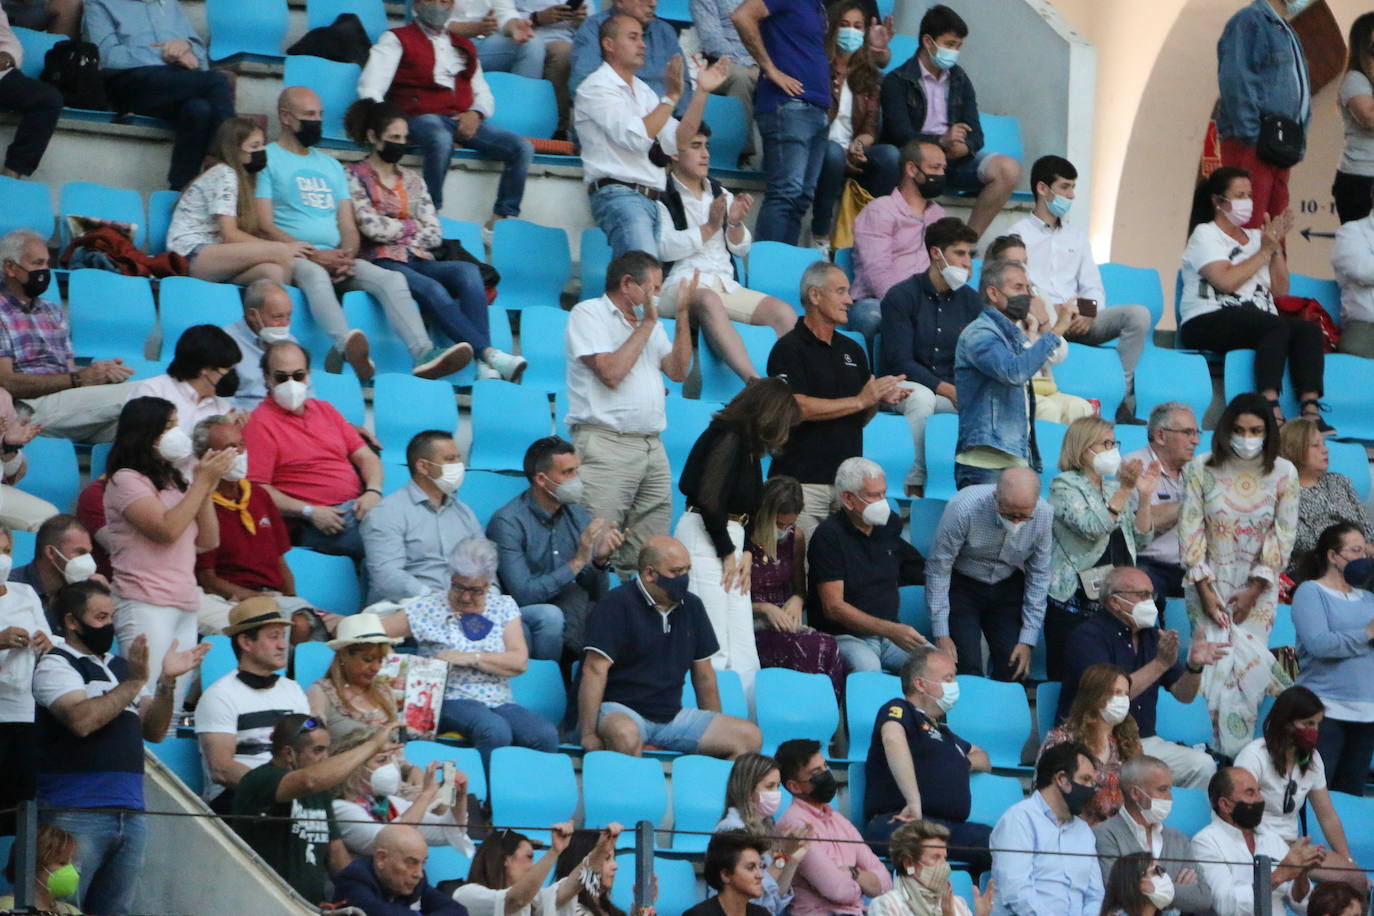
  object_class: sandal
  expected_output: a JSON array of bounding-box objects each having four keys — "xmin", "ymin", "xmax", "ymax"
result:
[{"xmin": 1300, "ymin": 398, "xmax": 1338, "ymax": 437}]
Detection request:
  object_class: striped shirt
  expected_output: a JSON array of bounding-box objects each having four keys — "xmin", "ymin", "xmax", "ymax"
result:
[
  {"xmin": 0, "ymin": 293, "xmax": 73, "ymax": 375},
  {"xmin": 924, "ymin": 483, "xmax": 1054, "ymax": 644}
]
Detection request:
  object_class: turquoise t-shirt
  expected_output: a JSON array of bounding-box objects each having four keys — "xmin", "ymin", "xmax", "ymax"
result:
[{"xmin": 255, "ymin": 143, "xmax": 349, "ymax": 249}]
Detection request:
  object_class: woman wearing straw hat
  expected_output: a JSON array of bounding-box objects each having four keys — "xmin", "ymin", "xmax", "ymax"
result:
[{"xmin": 307, "ymin": 611, "xmax": 402, "ymax": 742}]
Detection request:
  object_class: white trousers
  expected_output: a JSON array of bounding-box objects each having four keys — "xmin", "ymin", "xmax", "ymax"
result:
[
  {"xmin": 1140, "ymin": 734, "xmax": 1217, "ymax": 789},
  {"xmin": 896, "ymin": 381, "xmax": 957, "ymax": 488},
  {"xmin": 20, "ymin": 381, "xmax": 138, "ymax": 443},
  {"xmin": 115, "ymin": 594, "xmax": 198, "ymax": 721},
  {"xmin": 0, "ymin": 483, "xmax": 58, "ymax": 531},
  {"xmin": 675, "ymin": 512, "xmax": 758, "ymax": 692},
  {"xmin": 797, "ymin": 483, "xmax": 833, "ymax": 541}
]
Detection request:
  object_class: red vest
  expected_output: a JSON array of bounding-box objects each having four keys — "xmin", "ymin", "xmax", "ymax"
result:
[{"xmin": 385, "ymin": 22, "xmax": 480, "ymax": 118}]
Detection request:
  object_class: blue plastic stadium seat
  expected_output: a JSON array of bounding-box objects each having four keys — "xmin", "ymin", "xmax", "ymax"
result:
[
  {"xmin": 583, "ymin": 751, "xmax": 668, "ymax": 838},
  {"xmin": 655, "ymin": 0, "xmax": 691, "ymax": 22},
  {"xmin": 1328, "ymin": 440, "xmax": 1370, "ymax": 501},
  {"xmin": 907, "ymin": 498, "xmax": 947, "ymax": 556},
  {"xmin": 146, "ymin": 189, "xmax": 179, "ymax": 255},
  {"xmin": 834, "ymin": 247, "xmax": 854, "ymax": 282},
  {"xmin": 967, "ymin": 772, "xmax": 1025, "ymax": 827},
  {"xmin": 440, "ymin": 218, "xmax": 485, "ymax": 256},
  {"xmin": 67, "ymin": 269, "xmax": 155, "ymax": 363},
  {"xmin": 668, "ymin": 755, "xmax": 732, "ymax": 853},
  {"xmin": 1132, "ymin": 348, "xmax": 1212, "ymax": 424},
  {"xmin": 865, "ymin": 412, "xmax": 914, "ymax": 500},
  {"xmin": 425, "ymin": 845, "xmax": 472, "ymax": 885},
  {"xmin": 307, "ymin": 0, "xmax": 388, "ymax": 40},
  {"xmin": 947, "ymin": 676, "xmax": 1032, "ymax": 770},
  {"xmin": 287, "ymin": 547, "xmax": 363, "ymax": 614},
  {"xmin": 13, "ymin": 27, "xmax": 62, "ymax": 79},
  {"xmin": 580, "ymin": 227, "xmax": 613, "ymax": 298},
  {"xmin": 1035, "ymin": 681, "xmax": 1061, "ymax": 742},
  {"xmin": 1100, "ymin": 263, "xmax": 1165, "ymax": 332},
  {"xmin": 1156, "ymin": 690, "xmax": 1212, "ymax": 748},
  {"xmin": 0, "ymin": 835, "xmax": 11, "ymax": 892},
  {"xmin": 1318, "ymin": 354, "xmax": 1374, "ymax": 440},
  {"xmin": 517, "ymin": 306, "xmax": 570, "ymax": 396},
  {"xmin": 489, "ymin": 747, "xmax": 577, "ymax": 844},
  {"xmin": 208, "ymin": 0, "xmax": 288, "ymax": 61},
  {"xmin": 845, "ymin": 671, "xmax": 900, "ymax": 762},
  {"xmin": 698, "ymin": 323, "xmax": 774, "ymax": 403},
  {"xmin": 20, "ymin": 437, "xmax": 80, "ymax": 513},
  {"xmin": 486, "ymin": 73, "xmax": 558, "ymax": 139},
  {"xmin": 282, "ymin": 56, "xmax": 362, "ymax": 143},
  {"xmin": 663, "ymin": 396, "xmax": 721, "ymax": 470},
  {"xmin": 60, "ymin": 181, "xmax": 145, "ymax": 249},
  {"xmin": 158, "ymin": 276, "xmax": 243, "ymax": 359},
  {"xmin": 373, "ymin": 373, "xmax": 459, "ymax": 460},
  {"xmin": 897, "ymin": 585, "xmax": 929, "ymax": 634},
  {"xmin": 459, "ymin": 470, "xmax": 528, "ymax": 526},
  {"xmin": 291, "ymin": 641, "xmax": 333, "ymax": 689},
  {"xmin": 200, "ymin": 634, "xmax": 235, "ymax": 688},
  {"xmin": 748, "ymin": 241, "xmax": 819, "ymax": 312},
  {"xmin": 1164, "ymin": 786, "xmax": 1212, "ymax": 836},
  {"xmin": 1269, "ymin": 604, "xmax": 1296, "ymax": 649},
  {"xmin": 0, "ymin": 174, "xmax": 54, "ymax": 239},
  {"xmin": 1223, "ymin": 349, "xmax": 1300, "ymax": 418},
  {"xmin": 492, "ymin": 220, "xmax": 571, "ymax": 312},
  {"xmin": 681, "ymin": 668, "xmax": 749, "ymax": 720},
  {"xmin": 343, "ymin": 290, "xmax": 415, "ymax": 374},
  {"xmin": 978, "ymin": 115, "xmax": 1023, "ymax": 168},
  {"xmin": 922, "ymin": 413, "xmax": 959, "ymax": 500},
  {"xmin": 1288, "ymin": 272, "xmax": 1342, "ymax": 327},
  {"xmin": 404, "ymin": 741, "xmax": 487, "ymax": 801},
  {"xmin": 1054, "ymin": 343, "xmax": 1126, "ymax": 420},
  {"xmin": 881, "ymin": 34, "xmax": 917, "ymax": 75},
  {"xmin": 310, "ymin": 367, "xmax": 366, "ymax": 427},
  {"xmin": 1313, "ymin": 792, "xmax": 1374, "ymax": 868},
  {"xmin": 510, "ymin": 658, "xmax": 567, "ymax": 727},
  {"xmin": 11, "ymin": 530, "xmax": 35, "ymax": 565},
  {"xmin": 470, "ymin": 379, "xmax": 554, "ymax": 471},
  {"xmin": 702, "ymin": 94, "xmax": 749, "ymax": 168},
  {"xmin": 755, "ymin": 668, "xmax": 839, "ymax": 756},
  {"xmin": 147, "ymin": 735, "xmax": 204, "ymax": 795},
  {"xmin": 611, "ymin": 856, "xmax": 699, "ymax": 916}
]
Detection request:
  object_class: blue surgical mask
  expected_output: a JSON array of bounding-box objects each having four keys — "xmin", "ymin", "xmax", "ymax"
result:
[
  {"xmin": 1286, "ymin": 0, "xmax": 1312, "ymax": 14},
  {"xmin": 1047, "ymin": 193, "xmax": 1072, "ymax": 219},
  {"xmin": 931, "ymin": 45, "xmax": 959, "ymax": 70},
  {"xmin": 835, "ymin": 26, "xmax": 864, "ymax": 54}
]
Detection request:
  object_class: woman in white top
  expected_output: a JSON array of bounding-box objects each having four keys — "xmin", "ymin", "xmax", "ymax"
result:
[
  {"xmin": 1177, "ymin": 166, "xmax": 1331, "ymax": 432},
  {"xmin": 455, "ymin": 822, "xmax": 620, "ymax": 916},
  {"xmin": 329, "ymin": 727, "xmax": 474, "ymax": 858},
  {"xmin": 868, "ymin": 819, "xmax": 992, "ymax": 916},
  {"xmin": 166, "ymin": 116, "xmax": 307, "ymax": 285},
  {"xmin": 1334, "ymin": 14, "xmax": 1374, "ymax": 224},
  {"xmin": 0, "ymin": 524, "xmax": 51, "ymax": 829},
  {"xmin": 1234, "ymin": 685, "xmax": 1370, "ymax": 894}
]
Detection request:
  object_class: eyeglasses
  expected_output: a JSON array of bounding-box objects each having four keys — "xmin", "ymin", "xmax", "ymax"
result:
[
  {"xmin": 1112, "ymin": 589, "xmax": 1155, "ymax": 601},
  {"xmin": 1096, "ymin": 440, "xmax": 1120, "ymax": 451},
  {"xmin": 450, "ymin": 584, "xmax": 486, "ymax": 598},
  {"xmin": 1161, "ymin": 426, "xmax": 1202, "ymax": 440},
  {"xmin": 271, "ymin": 369, "xmax": 309, "ymax": 384},
  {"xmin": 1283, "ymin": 777, "xmax": 1298, "ymax": 815},
  {"xmin": 999, "ymin": 511, "xmax": 1035, "ymax": 523}
]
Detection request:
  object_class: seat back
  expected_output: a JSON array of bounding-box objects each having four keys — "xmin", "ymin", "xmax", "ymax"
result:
[
  {"xmin": 425, "ymin": 845, "xmax": 472, "ymax": 885},
  {"xmin": 440, "ymin": 218, "xmax": 485, "ymax": 256},
  {"xmin": 967, "ymin": 772, "xmax": 1026, "ymax": 827},
  {"xmin": 486, "ymin": 73, "xmax": 558, "ymax": 139},
  {"xmin": 681, "ymin": 668, "xmax": 749, "ymax": 720},
  {"xmin": 1164, "ymin": 786, "xmax": 1212, "ymax": 836},
  {"xmin": 907, "ymin": 498, "xmax": 947, "ymax": 556},
  {"xmin": 582, "ymin": 750, "xmax": 668, "ymax": 833},
  {"xmin": 290, "ymin": 641, "xmax": 333, "ymax": 689},
  {"xmin": 459, "ymin": 470, "xmax": 529, "ymax": 526},
  {"xmin": 579, "ymin": 227, "xmax": 613, "ymax": 298},
  {"xmin": 1328, "ymin": 440, "xmax": 1371, "ymax": 501},
  {"xmin": 1099, "ymin": 262, "xmax": 1164, "ymax": 331},
  {"xmin": 200, "ymin": 634, "xmax": 235, "ymax": 688},
  {"xmin": 747, "ymin": 241, "xmax": 819, "ymax": 312},
  {"xmin": 310, "ymin": 367, "xmax": 366, "ymax": 427},
  {"xmin": 469, "ymin": 378, "xmax": 554, "ymax": 470},
  {"xmin": 13, "ymin": 27, "xmax": 63, "ymax": 79},
  {"xmin": 489, "ymin": 747, "xmax": 578, "ymax": 843},
  {"xmin": 1132, "ymin": 348, "xmax": 1212, "ymax": 423},
  {"xmin": 663, "ymin": 395, "xmax": 724, "ymax": 472},
  {"xmin": 947, "ymin": 676, "xmax": 1031, "ymax": 769},
  {"xmin": 611, "ymin": 856, "xmax": 699, "ymax": 916},
  {"xmin": 286, "ymin": 547, "xmax": 363, "ymax": 614},
  {"xmin": 1224, "ymin": 349, "xmax": 1300, "ymax": 417},
  {"xmin": 60, "ymin": 181, "xmax": 144, "ymax": 248},
  {"xmin": 147, "ymin": 735, "xmax": 205, "ymax": 795},
  {"xmin": 922, "ymin": 413, "xmax": 960, "ymax": 499},
  {"xmin": 669, "ymin": 755, "xmax": 733, "ymax": 852},
  {"xmin": 517, "ymin": 305, "xmax": 570, "ymax": 396},
  {"xmin": 1288, "ymin": 272, "xmax": 1342, "ymax": 327},
  {"xmin": 702, "ymin": 95, "xmax": 749, "ymax": 167},
  {"xmin": 844, "ymin": 671, "xmax": 900, "ymax": 762},
  {"xmin": 754, "ymin": 668, "xmax": 840, "ymax": 755},
  {"xmin": 510, "ymin": 658, "xmax": 567, "ymax": 727},
  {"xmin": 897, "ymin": 585, "xmax": 929, "ymax": 634},
  {"xmin": 1054, "ymin": 343, "xmax": 1126, "ymax": 420},
  {"xmin": 491, "ymin": 220, "xmax": 571, "ymax": 311},
  {"xmin": 979, "ymin": 114, "xmax": 1024, "ymax": 166},
  {"xmin": 698, "ymin": 322, "xmax": 774, "ymax": 403},
  {"xmin": 1035, "ymin": 681, "xmax": 1061, "ymax": 743},
  {"xmin": 1156, "ymin": 690, "xmax": 1212, "ymax": 748},
  {"xmin": 158, "ymin": 276, "xmax": 243, "ymax": 359},
  {"xmin": 865, "ymin": 412, "xmax": 916, "ymax": 500},
  {"xmin": 306, "ymin": 0, "xmax": 389, "ymax": 40},
  {"xmin": 881, "ymin": 34, "xmax": 918, "ymax": 75},
  {"xmin": 373, "ymin": 373, "xmax": 459, "ymax": 459},
  {"xmin": 282, "ymin": 55, "xmax": 362, "ymax": 142},
  {"xmin": 146, "ymin": 189, "xmax": 180, "ymax": 255},
  {"xmin": 207, "ymin": 0, "xmax": 289, "ymax": 60},
  {"xmin": 20, "ymin": 438, "xmax": 81, "ymax": 513},
  {"xmin": 404, "ymin": 740, "xmax": 488, "ymax": 801},
  {"xmin": 68, "ymin": 269, "xmax": 155, "ymax": 362},
  {"xmin": 0, "ymin": 174, "xmax": 54, "ymax": 239},
  {"xmin": 342, "ymin": 290, "xmax": 415, "ymax": 374}
]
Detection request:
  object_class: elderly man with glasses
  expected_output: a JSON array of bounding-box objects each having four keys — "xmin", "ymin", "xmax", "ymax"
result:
[
  {"xmin": 1124, "ymin": 401, "xmax": 1202, "ymax": 612},
  {"xmin": 1055, "ymin": 565, "xmax": 1229, "ymax": 789}
]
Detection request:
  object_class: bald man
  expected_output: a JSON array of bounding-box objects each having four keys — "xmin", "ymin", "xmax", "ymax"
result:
[
  {"xmin": 578, "ymin": 535, "xmax": 762, "ymax": 759},
  {"xmin": 333, "ymin": 825, "xmax": 464, "ymax": 915},
  {"xmin": 924, "ymin": 468, "xmax": 1053, "ymax": 682}
]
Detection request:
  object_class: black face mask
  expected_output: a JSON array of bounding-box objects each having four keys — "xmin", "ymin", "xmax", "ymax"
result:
[
  {"xmin": 916, "ymin": 169, "xmax": 946, "ymax": 200},
  {"xmin": 378, "ymin": 140, "xmax": 408, "ymax": 164},
  {"xmin": 78, "ymin": 621, "xmax": 116, "ymax": 656},
  {"xmin": 654, "ymin": 571, "xmax": 691, "ymax": 604},
  {"xmin": 214, "ymin": 369, "xmax": 240, "ymax": 398},
  {"xmin": 1230, "ymin": 799, "xmax": 1265, "ymax": 831},
  {"xmin": 1060, "ymin": 778, "xmax": 1095, "ymax": 818},
  {"xmin": 19, "ymin": 267, "xmax": 49, "ymax": 300},
  {"xmin": 806, "ymin": 769, "xmax": 839, "ymax": 805},
  {"xmin": 295, "ymin": 119, "xmax": 324, "ymax": 148},
  {"xmin": 245, "ymin": 149, "xmax": 268, "ymax": 173},
  {"xmin": 1003, "ymin": 294, "xmax": 1032, "ymax": 322}
]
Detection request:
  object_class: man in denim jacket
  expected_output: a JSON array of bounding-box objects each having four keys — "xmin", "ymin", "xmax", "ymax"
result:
[
  {"xmin": 951, "ymin": 259, "xmax": 1075, "ymax": 490},
  {"xmin": 1216, "ymin": 0, "xmax": 1311, "ymax": 227}
]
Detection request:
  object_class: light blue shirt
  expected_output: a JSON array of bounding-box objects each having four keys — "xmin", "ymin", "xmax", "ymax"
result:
[
  {"xmin": 360, "ymin": 480, "xmax": 483, "ymax": 605},
  {"xmin": 83, "ymin": 0, "xmax": 206, "ymax": 71},
  {"xmin": 569, "ymin": 10, "xmax": 690, "ymax": 111},
  {"xmin": 990, "ymin": 792, "xmax": 1104, "ymax": 916},
  {"xmin": 225, "ymin": 319, "xmax": 300, "ymax": 410},
  {"xmin": 255, "ymin": 144, "xmax": 351, "ymax": 250}
]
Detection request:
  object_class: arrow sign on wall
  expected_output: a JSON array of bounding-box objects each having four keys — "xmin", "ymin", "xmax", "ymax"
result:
[{"xmin": 1300, "ymin": 227, "xmax": 1336, "ymax": 241}]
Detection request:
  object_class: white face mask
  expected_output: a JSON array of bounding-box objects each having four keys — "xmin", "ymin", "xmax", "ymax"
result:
[
  {"xmin": 1136, "ymin": 791, "xmax": 1172, "ymax": 826},
  {"xmin": 1230, "ymin": 434, "xmax": 1265, "ymax": 459},
  {"xmin": 57, "ymin": 549, "xmax": 98, "ymax": 584},
  {"xmin": 430, "ymin": 461, "xmax": 466, "ymax": 495},
  {"xmin": 926, "ymin": 679, "xmax": 960, "ymax": 712},
  {"xmin": 1222, "ymin": 197, "xmax": 1254, "ymax": 227},
  {"xmin": 755, "ymin": 789, "xmax": 781, "ymax": 817},
  {"xmin": 258, "ymin": 324, "xmax": 291, "ymax": 345},
  {"xmin": 157, "ymin": 427, "xmax": 194, "ymax": 463},
  {"xmin": 1101, "ymin": 695, "xmax": 1131, "ymax": 726},
  {"xmin": 860, "ymin": 496, "xmax": 891, "ymax": 527},
  {"xmin": 1143, "ymin": 871, "xmax": 1175, "ymax": 909},
  {"xmin": 935, "ymin": 251, "xmax": 968, "ymax": 291},
  {"xmin": 370, "ymin": 761, "xmax": 403, "ymax": 797},
  {"xmin": 1126, "ymin": 597, "xmax": 1158, "ymax": 629},
  {"xmin": 272, "ymin": 379, "xmax": 309, "ymax": 412},
  {"xmin": 222, "ymin": 451, "xmax": 249, "ymax": 483},
  {"xmin": 1000, "ymin": 514, "xmax": 1027, "ymax": 536},
  {"xmin": 1091, "ymin": 447, "xmax": 1121, "ymax": 478}
]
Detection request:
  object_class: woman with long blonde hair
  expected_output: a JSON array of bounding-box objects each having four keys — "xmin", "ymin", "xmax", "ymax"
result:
[
  {"xmin": 1039, "ymin": 662, "xmax": 1141, "ymax": 825},
  {"xmin": 306, "ymin": 612, "xmax": 399, "ymax": 741}
]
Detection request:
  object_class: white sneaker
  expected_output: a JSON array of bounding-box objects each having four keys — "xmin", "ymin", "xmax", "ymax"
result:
[
  {"xmin": 476, "ymin": 359, "xmax": 501, "ymax": 381},
  {"xmin": 813, "ymin": 239, "xmax": 832, "ymax": 259},
  {"xmin": 483, "ymin": 348, "xmax": 527, "ymax": 383}
]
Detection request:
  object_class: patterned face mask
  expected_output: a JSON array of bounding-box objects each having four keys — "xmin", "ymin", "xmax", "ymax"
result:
[{"xmin": 458, "ymin": 613, "xmax": 495, "ymax": 642}]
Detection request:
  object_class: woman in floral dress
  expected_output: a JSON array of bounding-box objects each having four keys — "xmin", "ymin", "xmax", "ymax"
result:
[{"xmin": 1179, "ymin": 393, "xmax": 1299, "ymax": 755}]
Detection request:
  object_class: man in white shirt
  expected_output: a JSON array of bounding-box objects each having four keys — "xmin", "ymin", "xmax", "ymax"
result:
[
  {"xmin": 1192, "ymin": 766, "xmax": 1322, "ymax": 916},
  {"xmin": 1331, "ymin": 208, "xmax": 1374, "ymax": 358},
  {"xmin": 225, "ymin": 280, "xmax": 297, "ymax": 411},
  {"xmin": 358, "ymin": 0, "xmax": 533, "ymax": 218},
  {"xmin": 196, "ymin": 596, "xmax": 310, "ymax": 813},
  {"xmin": 564, "ymin": 250, "xmax": 692, "ymax": 570},
  {"xmin": 1009, "ymin": 155, "xmax": 1152, "ymax": 425},
  {"xmin": 574, "ymin": 13, "xmax": 729, "ymax": 258},
  {"xmin": 0, "ymin": 523, "xmax": 51, "ymax": 834},
  {"xmin": 1124, "ymin": 401, "xmax": 1198, "ymax": 608},
  {"xmin": 656, "ymin": 121, "xmax": 794, "ymax": 382}
]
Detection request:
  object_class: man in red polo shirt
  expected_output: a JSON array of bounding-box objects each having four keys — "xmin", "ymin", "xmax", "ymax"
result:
[{"xmin": 243, "ymin": 341, "xmax": 385, "ymax": 561}]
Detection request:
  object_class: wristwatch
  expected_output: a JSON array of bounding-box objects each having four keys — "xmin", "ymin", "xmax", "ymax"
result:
[
  {"xmin": 302, "ymin": 505, "xmax": 314, "ymax": 519},
  {"xmin": 1186, "ymin": 660, "xmax": 1204, "ymax": 674}
]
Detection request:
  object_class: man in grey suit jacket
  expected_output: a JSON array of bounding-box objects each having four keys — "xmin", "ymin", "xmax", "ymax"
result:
[{"xmin": 1093, "ymin": 755, "xmax": 1212, "ymax": 914}]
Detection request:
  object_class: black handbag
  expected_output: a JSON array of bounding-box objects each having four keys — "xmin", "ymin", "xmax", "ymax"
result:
[{"xmin": 1256, "ymin": 113, "xmax": 1304, "ymax": 169}]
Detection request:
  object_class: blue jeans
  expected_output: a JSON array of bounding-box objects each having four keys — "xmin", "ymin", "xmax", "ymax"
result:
[
  {"xmin": 844, "ymin": 297, "xmax": 882, "ymax": 347},
  {"xmin": 755, "ymin": 99, "xmax": 828, "ymax": 244},
  {"xmin": 835, "ymin": 634, "xmax": 908, "ymax": 673},
  {"xmin": 374, "ymin": 257, "xmax": 491, "ymax": 352},
  {"xmin": 588, "ymin": 184, "xmax": 660, "ymax": 258},
  {"xmin": 103, "ymin": 66, "xmax": 234, "ymax": 190},
  {"xmin": 811, "ymin": 140, "xmax": 896, "ymax": 239},
  {"xmin": 295, "ymin": 500, "xmax": 365, "ymax": 560},
  {"xmin": 519, "ymin": 602, "xmax": 564, "ymax": 661},
  {"xmin": 954, "ymin": 463, "xmax": 1003, "ymax": 490},
  {"xmin": 44, "ymin": 808, "xmax": 146, "ymax": 915},
  {"xmin": 439, "ymin": 699, "xmax": 559, "ymax": 770},
  {"xmin": 476, "ymin": 30, "xmax": 549, "ymax": 78},
  {"xmin": 409, "ymin": 113, "xmax": 532, "ymax": 213}
]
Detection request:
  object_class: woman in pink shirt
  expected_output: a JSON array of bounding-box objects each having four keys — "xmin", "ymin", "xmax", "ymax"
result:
[{"xmin": 105, "ymin": 396, "xmax": 236, "ymax": 720}]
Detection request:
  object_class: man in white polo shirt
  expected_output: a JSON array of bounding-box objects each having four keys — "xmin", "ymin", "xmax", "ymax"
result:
[
  {"xmin": 573, "ymin": 11, "xmax": 729, "ymax": 257},
  {"xmin": 565, "ymin": 250, "xmax": 692, "ymax": 571}
]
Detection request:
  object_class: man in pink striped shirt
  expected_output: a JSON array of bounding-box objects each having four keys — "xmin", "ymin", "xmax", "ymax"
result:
[{"xmin": 776, "ymin": 738, "xmax": 892, "ymax": 916}]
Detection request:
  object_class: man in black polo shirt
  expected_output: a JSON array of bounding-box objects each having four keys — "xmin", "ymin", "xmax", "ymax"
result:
[
  {"xmin": 809, "ymin": 457, "xmax": 926, "ymax": 674},
  {"xmin": 578, "ymin": 534, "xmax": 762, "ymax": 758},
  {"xmin": 863, "ymin": 646, "xmax": 992, "ymax": 869},
  {"xmin": 1057, "ymin": 565, "xmax": 1228, "ymax": 789},
  {"xmin": 767, "ymin": 261, "xmax": 908, "ymax": 534}
]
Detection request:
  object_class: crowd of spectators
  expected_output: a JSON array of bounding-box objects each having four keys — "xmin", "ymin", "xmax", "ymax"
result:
[{"xmin": 5, "ymin": 0, "xmax": 1374, "ymax": 914}]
